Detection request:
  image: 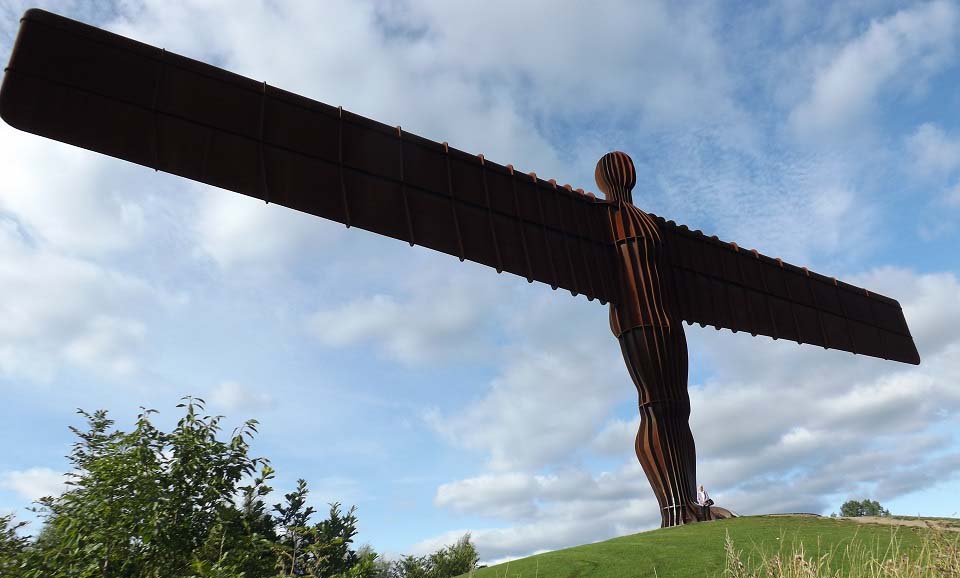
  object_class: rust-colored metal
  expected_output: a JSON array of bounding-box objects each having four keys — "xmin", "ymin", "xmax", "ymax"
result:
[
  {"xmin": 0, "ymin": 10, "xmax": 922, "ymax": 527},
  {"xmin": 600, "ymin": 151, "xmax": 731, "ymax": 525}
]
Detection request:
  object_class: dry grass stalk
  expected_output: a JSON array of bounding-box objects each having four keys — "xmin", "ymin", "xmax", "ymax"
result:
[{"xmin": 722, "ymin": 524, "xmax": 960, "ymax": 578}]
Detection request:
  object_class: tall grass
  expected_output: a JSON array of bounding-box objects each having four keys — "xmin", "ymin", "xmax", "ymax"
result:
[{"xmin": 722, "ymin": 524, "xmax": 960, "ymax": 577}]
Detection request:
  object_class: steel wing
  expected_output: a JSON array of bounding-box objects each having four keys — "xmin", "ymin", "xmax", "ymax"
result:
[
  {"xmin": 0, "ymin": 9, "xmax": 620, "ymax": 304},
  {"xmin": 649, "ymin": 214, "xmax": 921, "ymax": 365}
]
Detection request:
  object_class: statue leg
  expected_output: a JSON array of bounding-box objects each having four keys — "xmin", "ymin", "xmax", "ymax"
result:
[{"xmin": 618, "ymin": 323, "xmax": 701, "ymax": 527}]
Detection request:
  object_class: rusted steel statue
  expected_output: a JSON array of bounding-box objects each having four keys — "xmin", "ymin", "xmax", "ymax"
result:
[
  {"xmin": 1, "ymin": 10, "xmax": 921, "ymax": 527},
  {"xmin": 599, "ymin": 152, "xmax": 717, "ymax": 526}
]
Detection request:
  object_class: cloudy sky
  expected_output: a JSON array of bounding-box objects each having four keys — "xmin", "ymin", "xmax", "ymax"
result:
[{"xmin": 1, "ymin": 0, "xmax": 959, "ymax": 564}]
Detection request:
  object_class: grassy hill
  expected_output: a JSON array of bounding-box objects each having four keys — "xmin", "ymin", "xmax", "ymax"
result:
[{"xmin": 460, "ymin": 515, "xmax": 959, "ymax": 578}]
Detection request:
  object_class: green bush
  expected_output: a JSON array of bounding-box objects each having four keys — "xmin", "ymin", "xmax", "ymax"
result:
[{"xmin": 392, "ymin": 534, "xmax": 479, "ymax": 578}]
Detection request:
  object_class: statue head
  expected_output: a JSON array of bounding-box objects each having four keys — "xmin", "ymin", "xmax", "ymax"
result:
[{"xmin": 595, "ymin": 151, "xmax": 635, "ymax": 203}]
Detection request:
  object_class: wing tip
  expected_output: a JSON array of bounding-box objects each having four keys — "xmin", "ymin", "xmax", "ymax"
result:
[
  {"xmin": 21, "ymin": 8, "xmax": 53, "ymax": 23},
  {"xmin": 904, "ymin": 346, "xmax": 922, "ymax": 366}
]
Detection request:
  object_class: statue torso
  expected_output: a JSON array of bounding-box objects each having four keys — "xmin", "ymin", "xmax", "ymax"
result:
[{"xmin": 608, "ymin": 201, "xmax": 677, "ymax": 336}]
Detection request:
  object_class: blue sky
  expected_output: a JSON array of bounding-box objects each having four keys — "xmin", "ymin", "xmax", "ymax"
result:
[{"xmin": 1, "ymin": 0, "xmax": 959, "ymax": 563}]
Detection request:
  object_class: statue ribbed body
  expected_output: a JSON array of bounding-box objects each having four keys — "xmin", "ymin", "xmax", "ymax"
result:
[
  {"xmin": 608, "ymin": 200, "xmax": 699, "ymax": 526},
  {"xmin": 597, "ymin": 151, "xmax": 725, "ymax": 527}
]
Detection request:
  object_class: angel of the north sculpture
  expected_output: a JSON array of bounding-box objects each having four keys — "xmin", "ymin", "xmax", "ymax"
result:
[{"xmin": 1, "ymin": 10, "xmax": 921, "ymax": 528}]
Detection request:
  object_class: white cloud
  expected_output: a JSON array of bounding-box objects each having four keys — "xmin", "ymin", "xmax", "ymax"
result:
[
  {"xmin": 0, "ymin": 129, "xmax": 147, "ymax": 255},
  {"xmin": 425, "ymin": 328, "xmax": 625, "ymax": 470},
  {"xmin": 790, "ymin": 1, "xmax": 958, "ymax": 140},
  {"xmin": 380, "ymin": 288, "xmax": 622, "ymax": 493},
  {"xmin": 435, "ymin": 473, "xmax": 542, "ymax": 520},
  {"xmin": 0, "ymin": 218, "xmax": 160, "ymax": 381},
  {"xmin": 307, "ymin": 269, "xmax": 502, "ymax": 366},
  {"xmin": 691, "ymin": 355, "xmax": 960, "ymax": 492},
  {"xmin": 648, "ymin": 129, "xmax": 882, "ymax": 273},
  {"xmin": 435, "ymin": 466, "xmax": 648, "ymax": 520},
  {"xmin": 0, "ymin": 467, "xmax": 67, "ymax": 502},
  {"xmin": 906, "ymin": 123, "xmax": 960, "ymax": 178},
  {"xmin": 194, "ymin": 189, "xmax": 344, "ymax": 270},
  {"xmin": 591, "ymin": 417, "xmax": 638, "ymax": 456},
  {"xmin": 422, "ymin": 463, "xmax": 656, "ymax": 562},
  {"xmin": 63, "ymin": 316, "xmax": 145, "ymax": 378},
  {"xmin": 210, "ymin": 381, "xmax": 274, "ymax": 413},
  {"xmin": 396, "ymin": 0, "xmax": 737, "ymax": 128}
]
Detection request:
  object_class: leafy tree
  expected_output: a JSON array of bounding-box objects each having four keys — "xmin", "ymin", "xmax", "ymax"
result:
[
  {"xmin": 273, "ymin": 479, "xmax": 317, "ymax": 576},
  {"xmin": 312, "ymin": 502, "xmax": 363, "ymax": 577},
  {"xmin": 427, "ymin": 533, "xmax": 479, "ymax": 578},
  {"xmin": 26, "ymin": 398, "xmax": 264, "ymax": 577},
  {"xmin": 840, "ymin": 499, "xmax": 891, "ymax": 517},
  {"xmin": 367, "ymin": 548, "xmax": 394, "ymax": 578},
  {"xmin": 389, "ymin": 534, "xmax": 479, "ymax": 578},
  {"xmin": 194, "ymin": 464, "xmax": 279, "ymax": 577},
  {"xmin": 1, "ymin": 398, "xmax": 402, "ymax": 578},
  {"xmin": 840, "ymin": 500, "xmax": 859, "ymax": 517},
  {"xmin": 272, "ymin": 489, "xmax": 370, "ymax": 577},
  {"xmin": 343, "ymin": 546, "xmax": 380, "ymax": 578},
  {"xmin": 394, "ymin": 555, "xmax": 431, "ymax": 578},
  {"xmin": 0, "ymin": 513, "xmax": 29, "ymax": 576}
]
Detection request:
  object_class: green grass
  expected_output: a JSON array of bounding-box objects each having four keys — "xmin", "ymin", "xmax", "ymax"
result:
[{"xmin": 459, "ymin": 515, "xmax": 950, "ymax": 578}]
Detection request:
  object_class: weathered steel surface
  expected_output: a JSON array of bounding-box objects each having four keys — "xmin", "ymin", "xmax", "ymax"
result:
[
  {"xmin": 598, "ymin": 151, "xmax": 700, "ymax": 525},
  {"xmin": 0, "ymin": 10, "xmax": 923, "ymax": 527},
  {"xmin": 652, "ymin": 218, "xmax": 920, "ymax": 364},
  {"xmin": 0, "ymin": 9, "xmax": 619, "ymax": 304}
]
